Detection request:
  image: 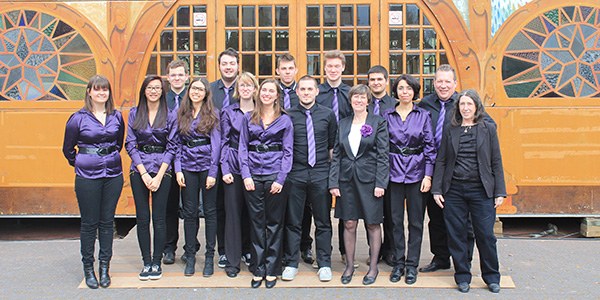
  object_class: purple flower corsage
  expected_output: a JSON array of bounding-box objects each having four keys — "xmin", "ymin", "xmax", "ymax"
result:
[{"xmin": 360, "ymin": 124, "xmax": 373, "ymax": 137}]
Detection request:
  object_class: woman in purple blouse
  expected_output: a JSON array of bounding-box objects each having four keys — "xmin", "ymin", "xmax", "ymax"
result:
[
  {"xmin": 221, "ymin": 72, "xmax": 257, "ymax": 278},
  {"xmin": 239, "ymin": 79, "xmax": 293, "ymax": 288},
  {"xmin": 63, "ymin": 75, "xmax": 124, "ymax": 289},
  {"xmin": 383, "ymin": 74, "xmax": 436, "ymax": 285},
  {"xmin": 125, "ymin": 75, "xmax": 177, "ymax": 281},
  {"xmin": 174, "ymin": 77, "xmax": 221, "ymax": 277}
]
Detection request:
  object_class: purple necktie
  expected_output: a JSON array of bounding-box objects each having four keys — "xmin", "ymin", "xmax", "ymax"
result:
[
  {"xmin": 374, "ymin": 98, "xmax": 381, "ymax": 115},
  {"xmin": 435, "ymin": 99, "xmax": 450, "ymax": 149},
  {"xmin": 284, "ymin": 88, "xmax": 291, "ymax": 109},
  {"xmin": 174, "ymin": 95, "xmax": 179, "ymax": 111},
  {"xmin": 332, "ymin": 88, "xmax": 339, "ymax": 122},
  {"xmin": 223, "ymin": 87, "xmax": 231, "ymax": 108},
  {"xmin": 306, "ymin": 110, "xmax": 316, "ymax": 167}
]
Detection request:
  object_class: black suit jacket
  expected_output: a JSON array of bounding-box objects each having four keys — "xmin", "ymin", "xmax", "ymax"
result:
[
  {"xmin": 432, "ymin": 121, "xmax": 507, "ymax": 199},
  {"xmin": 329, "ymin": 113, "xmax": 390, "ymax": 189}
]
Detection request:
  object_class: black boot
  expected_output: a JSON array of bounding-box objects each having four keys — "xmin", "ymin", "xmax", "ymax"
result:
[
  {"xmin": 84, "ymin": 263, "xmax": 99, "ymax": 289},
  {"xmin": 203, "ymin": 257, "xmax": 214, "ymax": 277},
  {"xmin": 184, "ymin": 255, "xmax": 196, "ymax": 276},
  {"xmin": 99, "ymin": 260, "xmax": 111, "ymax": 288}
]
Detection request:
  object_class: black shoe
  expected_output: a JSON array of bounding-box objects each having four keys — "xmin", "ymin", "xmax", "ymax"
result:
[
  {"xmin": 163, "ymin": 251, "xmax": 175, "ymax": 264},
  {"xmin": 83, "ymin": 263, "xmax": 99, "ymax": 289},
  {"xmin": 98, "ymin": 260, "xmax": 111, "ymax": 288},
  {"xmin": 418, "ymin": 262, "xmax": 450, "ymax": 273},
  {"xmin": 488, "ymin": 283, "xmax": 501, "ymax": 293},
  {"xmin": 301, "ymin": 250, "xmax": 315, "ymax": 264},
  {"xmin": 389, "ymin": 265, "xmax": 404, "ymax": 283},
  {"xmin": 184, "ymin": 256, "xmax": 196, "ymax": 276},
  {"xmin": 383, "ymin": 254, "xmax": 396, "ymax": 267},
  {"xmin": 265, "ymin": 277, "xmax": 277, "ymax": 288},
  {"xmin": 405, "ymin": 268, "xmax": 417, "ymax": 285},
  {"xmin": 251, "ymin": 278, "xmax": 263, "ymax": 288},
  {"xmin": 362, "ymin": 270, "xmax": 379, "ymax": 285},
  {"xmin": 138, "ymin": 265, "xmax": 151, "ymax": 281},
  {"xmin": 149, "ymin": 264, "xmax": 162, "ymax": 280},
  {"xmin": 218, "ymin": 254, "xmax": 228, "ymax": 268},
  {"xmin": 458, "ymin": 282, "xmax": 470, "ymax": 293},
  {"xmin": 225, "ymin": 268, "xmax": 239, "ymax": 278},
  {"xmin": 203, "ymin": 257, "xmax": 214, "ymax": 277},
  {"xmin": 341, "ymin": 268, "xmax": 355, "ymax": 284}
]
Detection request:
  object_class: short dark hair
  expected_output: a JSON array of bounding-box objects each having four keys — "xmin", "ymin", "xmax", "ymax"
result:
[
  {"xmin": 348, "ymin": 84, "xmax": 372, "ymax": 104},
  {"xmin": 297, "ymin": 75, "xmax": 318, "ymax": 89},
  {"xmin": 218, "ymin": 48, "xmax": 239, "ymax": 64},
  {"xmin": 367, "ymin": 65, "xmax": 388, "ymax": 80},
  {"xmin": 277, "ymin": 53, "xmax": 296, "ymax": 68},
  {"xmin": 391, "ymin": 74, "xmax": 421, "ymax": 100},
  {"xmin": 167, "ymin": 59, "xmax": 188, "ymax": 74},
  {"xmin": 435, "ymin": 64, "xmax": 457, "ymax": 81},
  {"xmin": 451, "ymin": 89, "xmax": 486, "ymax": 126}
]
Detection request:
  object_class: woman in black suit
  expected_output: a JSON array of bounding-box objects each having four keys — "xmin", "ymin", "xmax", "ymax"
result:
[
  {"xmin": 329, "ymin": 84, "xmax": 389, "ymax": 285},
  {"xmin": 431, "ymin": 89, "xmax": 505, "ymax": 293}
]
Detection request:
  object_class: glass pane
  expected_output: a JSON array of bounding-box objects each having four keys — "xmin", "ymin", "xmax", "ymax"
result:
[
  {"xmin": 259, "ymin": 6, "xmax": 272, "ymax": 27},
  {"xmin": 440, "ymin": 41, "xmax": 444, "ymax": 50},
  {"xmin": 193, "ymin": 30, "xmax": 206, "ymax": 51},
  {"xmin": 177, "ymin": 6, "xmax": 190, "ymax": 27},
  {"xmin": 323, "ymin": 5, "xmax": 337, "ymax": 26},
  {"xmin": 342, "ymin": 78, "xmax": 354, "ymax": 86},
  {"xmin": 343, "ymin": 54, "xmax": 354, "ymax": 75},
  {"xmin": 259, "ymin": 30, "xmax": 272, "ymax": 51},
  {"xmin": 307, "ymin": 6, "xmax": 320, "ymax": 26},
  {"xmin": 160, "ymin": 30, "xmax": 173, "ymax": 51},
  {"xmin": 423, "ymin": 53, "xmax": 436, "ymax": 74},
  {"xmin": 242, "ymin": 6, "xmax": 255, "ymax": 27},
  {"xmin": 307, "ymin": 30, "xmax": 320, "ymax": 51},
  {"xmin": 275, "ymin": 30, "xmax": 289, "ymax": 51},
  {"xmin": 423, "ymin": 78, "xmax": 434, "ymax": 96},
  {"xmin": 406, "ymin": 29, "xmax": 419, "ymax": 49},
  {"xmin": 242, "ymin": 30, "xmax": 255, "ymax": 51},
  {"xmin": 440, "ymin": 52, "xmax": 448, "ymax": 65},
  {"xmin": 193, "ymin": 54, "xmax": 207, "ymax": 75},
  {"xmin": 276, "ymin": 6, "xmax": 289, "ymax": 26},
  {"xmin": 225, "ymin": 30, "xmax": 239, "ymax": 49},
  {"xmin": 406, "ymin": 4, "xmax": 419, "ymax": 25},
  {"xmin": 357, "ymin": 5, "xmax": 370, "ymax": 26},
  {"xmin": 177, "ymin": 30, "xmax": 190, "ymax": 51},
  {"xmin": 389, "ymin": 53, "xmax": 403, "ymax": 74},
  {"xmin": 323, "ymin": 30, "xmax": 337, "ymax": 50},
  {"xmin": 340, "ymin": 30, "xmax": 353, "ymax": 50},
  {"xmin": 390, "ymin": 29, "xmax": 403, "ymax": 50},
  {"xmin": 307, "ymin": 54, "xmax": 320, "ymax": 76},
  {"xmin": 340, "ymin": 5, "xmax": 353, "ymax": 26},
  {"xmin": 390, "ymin": 4, "xmax": 402, "ymax": 12},
  {"xmin": 165, "ymin": 16, "xmax": 173, "ymax": 28},
  {"xmin": 146, "ymin": 54, "xmax": 157, "ymax": 74},
  {"xmin": 423, "ymin": 29, "xmax": 436, "ymax": 49},
  {"xmin": 193, "ymin": 5, "xmax": 206, "ymax": 13},
  {"xmin": 259, "ymin": 54, "xmax": 272, "ymax": 75},
  {"xmin": 242, "ymin": 54, "xmax": 255, "ymax": 73},
  {"xmin": 178, "ymin": 55, "xmax": 190, "ymax": 73},
  {"xmin": 423, "ymin": 14, "xmax": 431, "ymax": 25},
  {"xmin": 225, "ymin": 6, "xmax": 238, "ymax": 27},
  {"xmin": 407, "ymin": 53, "xmax": 420, "ymax": 74},
  {"xmin": 357, "ymin": 30, "xmax": 370, "ymax": 50},
  {"xmin": 161, "ymin": 55, "xmax": 173, "ymax": 75},
  {"xmin": 357, "ymin": 54, "xmax": 370, "ymax": 74}
]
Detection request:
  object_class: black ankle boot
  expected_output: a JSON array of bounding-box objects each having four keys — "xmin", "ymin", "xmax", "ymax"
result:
[
  {"xmin": 84, "ymin": 263, "xmax": 99, "ymax": 289},
  {"xmin": 203, "ymin": 257, "xmax": 214, "ymax": 277},
  {"xmin": 99, "ymin": 260, "xmax": 111, "ymax": 288}
]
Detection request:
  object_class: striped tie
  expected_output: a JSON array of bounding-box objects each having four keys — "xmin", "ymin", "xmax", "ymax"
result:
[
  {"xmin": 306, "ymin": 110, "xmax": 316, "ymax": 167},
  {"xmin": 332, "ymin": 88, "xmax": 339, "ymax": 122}
]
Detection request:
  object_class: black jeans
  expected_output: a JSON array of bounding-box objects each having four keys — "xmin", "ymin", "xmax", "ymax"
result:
[
  {"xmin": 75, "ymin": 175, "xmax": 123, "ymax": 264},
  {"xmin": 164, "ymin": 166, "xmax": 180, "ymax": 254},
  {"xmin": 224, "ymin": 173, "xmax": 251, "ymax": 272},
  {"xmin": 130, "ymin": 171, "xmax": 172, "ymax": 265},
  {"xmin": 181, "ymin": 170, "xmax": 217, "ymax": 258}
]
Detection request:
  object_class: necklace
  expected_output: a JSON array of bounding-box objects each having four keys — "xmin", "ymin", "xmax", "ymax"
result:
[{"xmin": 463, "ymin": 125, "xmax": 472, "ymax": 133}]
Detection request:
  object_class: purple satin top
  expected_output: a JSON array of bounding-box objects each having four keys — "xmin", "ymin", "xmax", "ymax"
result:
[
  {"xmin": 63, "ymin": 109, "xmax": 125, "ymax": 179},
  {"xmin": 238, "ymin": 112, "xmax": 294, "ymax": 185},
  {"xmin": 383, "ymin": 104, "xmax": 436, "ymax": 184},
  {"xmin": 125, "ymin": 107, "xmax": 177, "ymax": 173},
  {"xmin": 174, "ymin": 110, "xmax": 221, "ymax": 177}
]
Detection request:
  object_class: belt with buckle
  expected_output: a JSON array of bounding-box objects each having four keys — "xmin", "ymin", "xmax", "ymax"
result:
[
  {"xmin": 248, "ymin": 144, "xmax": 283, "ymax": 153},
  {"xmin": 185, "ymin": 138, "xmax": 211, "ymax": 148},
  {"xmin": 138, "ymin": 144, "xmax": 166, "ymax": 154},
  {"xmin": 390, "ymin": 145, "xmax": 423, "ymax": 156},
  {"xmin": 78, "ymin": 145, "xmax": 117, "ymax": 156}
]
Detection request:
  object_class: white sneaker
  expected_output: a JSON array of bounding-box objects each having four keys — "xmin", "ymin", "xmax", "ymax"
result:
[
  {"xmin": 281, "ymin": 266, "xmax": 298, "ymax": 281},
  {"xmin": 317, "ymin": 267, "xmax": 332, "ymax": 282}
]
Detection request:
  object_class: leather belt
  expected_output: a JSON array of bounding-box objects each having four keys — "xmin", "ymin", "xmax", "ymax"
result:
[
  {"xmin": 185, "ymin": 138, "xmax": 211, "ymax": 148},
  {"xmin": 228, "ymin": 141, "xmax": 239, "ymax": 149},
  {"xmin": 78, "ymin": 146, "xmax": 117, "ymax": 156},
  {"xmin": 138, "ymin": 144, "xmax": 166, "ymax": 154},
  {"xmin": 390, "ymin": 145, "xmax": 423, "ymax": 156},
  {"xmin": 248, "ymin": 144, "xmax": 282, "ymax": 153}
]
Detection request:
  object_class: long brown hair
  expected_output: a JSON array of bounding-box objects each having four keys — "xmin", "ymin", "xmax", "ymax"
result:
[
  {"xmin": 177, "ymin": 77, "xmax": 219, "ymax": 136},
  {"xmin": 133, "ymin": 75, "xmax": 168, "ymax": 130},
  {"xmin": 451, "ymin": 89, "xmax": 486, "ymax": 126},
  {"xmin": 250, "ymin": 79, "xmax": 283, "ymax": 125},
  {"xmin": 84, "ymin": 75, "xmax": 115, "ymax": 115}
]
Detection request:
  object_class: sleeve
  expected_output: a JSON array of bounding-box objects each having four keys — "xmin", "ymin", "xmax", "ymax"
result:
[
  {"xmin": 489, "ymin": 124, "xmax": 507, "ymax": 197},
  {"xmin": 174, "ymin": 131, "xmax": 183, "ymax": 174},
  {"xmin": 219, "ymin": 109, "xmax": 232, "ymax": 175},
  {"xmin": 431, "ymin": 129, "xmax": 450, "ymax": 195},
  {"xmin": 209, "ymin": 118, "xmax": 221, "ymax": 178},
  {"xmin": 327, "ymin": 111, "xmax": 337, "ymax": 150},
  {"xmin": 422, "ymin": 112, "xmax": 436, "ymax": 176},
  {"xmin": 328, "ymin": 123, "xmax": 342, "ymax": 189},
  {"xmin": 125, "ymin": 109, "xmax": 143, "ymax": 168},
  {"xmin": 375, "ymin": 118, "xmax": 390, "ymax": 189},
  {"xmin": 162, "ymin": 112, "xmax": 178, "ymax": 166},
  {"xmin": 275, "ymin": 116, "xmax": 294, "ymax": 185},
  {"xmin": 115, "ymin": 111, "xmax": 125, "ymax": 152},
  {"xmin": 62, "ymin": 112, "xmax": 80, "ymax": 167},
  {"xmin": 238, "ymin": 115, "xmax": 252, "ymax": 180},
  {"xmin": 483, "ymin": 112, "xmax": 497, "ymax": 128}
]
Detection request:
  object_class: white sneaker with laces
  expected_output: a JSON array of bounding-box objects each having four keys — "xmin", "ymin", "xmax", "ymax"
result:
[
  {"xmin": 318, "ymin": 267, "xmax": 332, "ymax": 281},
  {"xmin": 281, "ymin": 266, "xmax": 298, "ymax": 281}
]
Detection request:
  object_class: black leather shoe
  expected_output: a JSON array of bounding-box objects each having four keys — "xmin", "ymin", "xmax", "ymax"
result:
[
  {"xmin": 225, "ymin": 268, "xmax": 239, "ymax": 278},
  {"xmin": 418, "ymin": 262, "xmax": 450, "ymax": 273},
  {"xmin": 265, "ymin": 278, "xmax": 277, "ymax": 288},
  {"xmin": 458, "ymin": 282, "xmax": 470, "ymax": 293},
  {"xmin": 301, "ymin": 250, "xmax": 315, "ymax": 264},
  {"xmin": 362, "ymin": 270, "xmax": 379, "ymax": 285},
  {"xmin": 98, "ymin": 260, "xmax": 111, "ymax": 288},
  {"xmin": 405, "ymin": 268, "xmax": 417, "ymax": 285},
  {"xmin": 203, "ymin": 257, "xmax": 214, "ymax": 277},
  {"xmin": 488, "ymin": 283, "xmax": 501, "ymax": 293},
  {"xmin": 251, "ymin": 278, "xmax": 263, "ymax": 288},
  {"xmin": 383, "ymin": 254, "xmax": 396, "ymax": 267},
  {"xmin": 341, "ymin": 268, "xmax": 355, "ymax": 284},
  {"xmin": 389, "ymin": 265, "xmax": 404, "ymax": 283},
  {"xmin": 184, "ymin": 256, "xmax": 196, "ymax": 276},
  {"xmin": 163, "ymin": 251, "xmax": 175, "ymax": 264},
  {"xmin": 83, "ymin": 263, "xmax": 99, "ymax": 289}
]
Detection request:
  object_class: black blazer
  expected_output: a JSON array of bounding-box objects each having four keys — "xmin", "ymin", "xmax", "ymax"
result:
[
  {"xmin": 329, "ymin": 113, "xmax": 390, "ymax": 189},
  {"xmin": 432, "ymin": 121, "xmax": 506, "ymax": 199}
]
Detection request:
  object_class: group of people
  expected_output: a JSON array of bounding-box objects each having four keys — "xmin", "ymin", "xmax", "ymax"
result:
[{"xmin": 63, "ymin": 48, "xmax": 506, "ymax": 293}]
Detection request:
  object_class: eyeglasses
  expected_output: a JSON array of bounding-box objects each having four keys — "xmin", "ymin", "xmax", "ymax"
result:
[
  {"xmin": 146, "ymin": 86, "xmax": 162, "ymax": 92},
  {"xmin": 239, "ymin": 83, "xmax": 255, "ymax": 89},
  {"xmin": 190, "ymin": 86, "xmax": 205, "ymax": 92}
]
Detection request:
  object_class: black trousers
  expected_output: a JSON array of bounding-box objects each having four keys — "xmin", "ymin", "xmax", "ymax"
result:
[
  {"xmin": 300, "ymin": 203, "xmax": 314, "ymax": 252},
  {"xmin": 244, "ymin": 174, "xmax": 288, "ymax": 277},
  {"xmin": 443, "ymin": 181, "xmax": 500, "ymax": 285},
  {"xmin": 385, "ymin": 182, "xmax": 426, "ymax": 269},
  {"xmin": 130, "ymin": 171, "xmax": 172, "ymax": 265},
  {"xmin": 75, "ymin": 175, "xmax": 123, "ymax": 264},
  {"xmin": 423, "ymin": 190, "xmax": 451, "ymax": 265},
  {"xmin": 284, "ymin": 177, "xmax": 332, "ymax": 268},
  {"xmin": 181, "ymin": 170, "xmax": 217, "ymax": 258},
  {"xmin": 164, "ymin": 165, "xmax": 180, "ymax": 254},
  {"xmin": 216, "ymin": 168, "xmax": 226, "ymax": 256},
  {"xmin": 224, "ymin": 173, "xmax": 251, "ymax": 272}
]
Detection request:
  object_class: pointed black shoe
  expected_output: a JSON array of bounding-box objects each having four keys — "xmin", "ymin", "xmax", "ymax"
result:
[
  {"xmin": 488, "ymin": 283, "xmax": 501, "ymax": 293},
  {"xmin": 98, "ymin": 260, "xmax": 111, "ymax": 288},
  {"xmin": 390, "ymin": 265, "xmax": 404, "ymax": 283},
  {"xmin": 341, "ymin": 268, "xmax": 355, "ymax": 284},
  {"xmin": 458, "ymin": 282, "xmax": 470, "ymax": 293},
  {"xmin": 265, "ymin": 277, "xmax": 277, "ymax": 289},
  {"xmin": 163, "ymin": 251, "xmax": 175, "ymax": 264},
  {"xmin": 362, "ymin": 270, "xmax": 379, "ymax": 285},
  {"xmin": 84, "ymin": 263, "xmax": 99, "ymax": 289},
  {"xmin": 251, "ymin": 278, "xmax": 263, "ymax": 288},
  {"xmin": 184, "ymin": 256, "xmax": 196, "ymax": 276},
  {"xmin": 419, "ymin": 261, "xmax": 450, "ymax": 273}
]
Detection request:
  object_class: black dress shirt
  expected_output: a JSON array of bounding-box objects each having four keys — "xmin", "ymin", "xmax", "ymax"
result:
[
  {"xmin": 166, "ymin": 88, "xmax": 186, "ymax": 111},
  {"xmin": 316, "ymin": 81, "xmax": 352, "ymax": 121},
  {"xmin": 210, "ymin": 79, "xmax": 238, "ymax": 109},
  {"xmin": 280, "ymin": 81, "xmax": 299, "ymax": 109},
  {"xmin": 368, "ymin": 93, "xmax": 397, "ymax": 116}
]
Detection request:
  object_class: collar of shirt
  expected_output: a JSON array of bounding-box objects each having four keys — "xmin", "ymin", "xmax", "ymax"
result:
[
  {"xmin": 437, "ymin": 92, "xmax": 458, "ymax": 106},
  {"xmin": 280, "ymin": 81, "xmax": 297, "ymax": 91},
  {"xmin": 217, "ymin": 79, "xmax": 236, "ymax": 91},
  {"xmin": 297, "ymin": 102, "xmax": 319, "ymax": 114}
]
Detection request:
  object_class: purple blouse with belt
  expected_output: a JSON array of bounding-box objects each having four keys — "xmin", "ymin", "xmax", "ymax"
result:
[
  {"xmin": 238, "ymin": 112, "xmax": 294, "ymax": 185},
  {"xmin": 382, "ymin": 104, "xmax": 436, "ymax": 184},
  {"xmin": 63, "ymin": 109, "xmax": 125, "ymax": 179},
  {"xmin": 174, "ymin": 110, "xmax": 221, "ymax": 178},
  {"xmin": 125, "ymin": 107, "xmax": 177, "ymax": 173},
  {"xmin": 220, "ymin": 103, "xmax": 245, "ymax": 176}
]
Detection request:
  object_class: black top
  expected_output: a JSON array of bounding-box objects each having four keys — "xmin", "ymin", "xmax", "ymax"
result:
[
  {"xmin": 287, "ymin": 103, "xmax": 338, "ymax": 182},
  {"xmin": 452, "ymin": 125, "xmax": 480, "ymax": 182},
  {"xmin": 166, "ymin": 88, "xmax": 186, "ymax": 110},
  {"xmin": 368, "ymin": 93, "xmax": 396, "ymax": 116},
  {"xmin": 316, "ymin": 81, "xmax": 352, "ymax": 121},
  {"xmin": 210, "ymin": 79, "xmax": 238, "ymax": 109},
  {"xmin": 280, "ymin": 81, "xmax": 299, "ymax": 109}
]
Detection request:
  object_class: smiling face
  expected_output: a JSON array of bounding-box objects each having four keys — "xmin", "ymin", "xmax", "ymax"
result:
[
  {"xmin": 351, "ymin": 93, "xmax": 369, "ymax": 114},
  {"xmin": 237, "ymin": 79, "xmax": 256, "ymax": 101},
  {"xmin": 296, "ymin": 78, "xmax": 319, "ymax": 108},
  {"xmin": 434, "ymin": 70, "xmax": 457, "ymax": 101},
  {"xmin": 324, "ymin": 57, "xmax": 345, "ymax": 83},
  {"xmin": 276, "ymin": 60, "xmax": 298, "ymax": 86},
  {"xmin": 368, "ymin": 72, "xmax": 388, "ymax": 97},
  {"xmin": 396, "ymin": 80, "xmax": 414, "ymax": 104},
  {"xmin": 259, "ymin": 82, "xmax": 279, "ymax": 107},
  {"xmin": 145, "ymin": 79, "xmax": 163, "ymax": 103},
  {"xmin": 88, "ymin": 85, "xmax": 110, "ymax": 107},
  {"xmin": 459, "ymin": 95, "xmax": 476, "ymax": 123},
  {"xmin": 188, "ymin": 80, "xmax": 206, "ymax": 103},
  {"xmin": 219, "ymin": 54, "xmax": 239, "ymax": 82}
]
